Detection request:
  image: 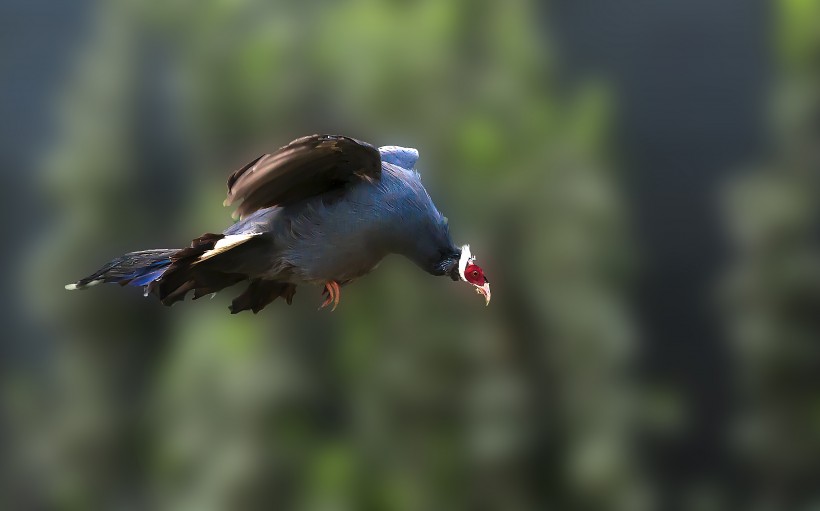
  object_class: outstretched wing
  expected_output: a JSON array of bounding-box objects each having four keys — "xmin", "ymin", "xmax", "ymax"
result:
[{"xmin": 224, "ymin": 134, "xmax": 382, "ymax": 219}]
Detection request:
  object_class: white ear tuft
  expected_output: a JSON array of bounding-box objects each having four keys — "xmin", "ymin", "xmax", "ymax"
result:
[{"xmin": 458, "ymin": 244, "xmax": 474, "ymax": 281}]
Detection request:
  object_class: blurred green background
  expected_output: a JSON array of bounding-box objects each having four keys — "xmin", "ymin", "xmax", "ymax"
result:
[{"xmin": 1, "ymin": 0, "xmax": 819, "ymax": 509}]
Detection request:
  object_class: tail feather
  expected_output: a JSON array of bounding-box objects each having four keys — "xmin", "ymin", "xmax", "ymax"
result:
[
  {"xmin": 147, "ymin": 233, "xmax": 254, "ymax": 306},
  {"xmin": 229, "ymin": 279, "xmax": 296, "ymax": 314},
  {"xmin": 65, "ymin": 249, "xmax": 177, "ymax": 290},
  {"xmin": 66, "ymin": 232, "xmax": 291, "ymax": 313}
]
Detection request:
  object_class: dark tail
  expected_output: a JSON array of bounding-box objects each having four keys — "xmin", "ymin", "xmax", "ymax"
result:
[
  {"xmin": 64, "ymin": 236, "xmax": 244, "ymax": 304},
  {"xmin": 65, "ymin": 249, "xmax": 178, "ymax": 292},
  {"xmin": 66, "ymin": 233, "xmax": 295, "ymax": 313}
]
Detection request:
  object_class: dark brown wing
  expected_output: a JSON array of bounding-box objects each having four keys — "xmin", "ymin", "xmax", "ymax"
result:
[{"xmin": 224, "ymin": 134, "xmax": 382, "ymax": 219}]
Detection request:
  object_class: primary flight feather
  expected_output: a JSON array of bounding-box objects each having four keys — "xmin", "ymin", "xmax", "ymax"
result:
[{"xmin": 66, "ymin": 134, "xmax": 491, "ymax": 313}]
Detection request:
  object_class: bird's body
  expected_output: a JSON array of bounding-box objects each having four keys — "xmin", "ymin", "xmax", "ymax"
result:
[
  {"xmin": 67, "ymin": 135, "xmax": 490, "ymax": 313},
  {"xmin": 243, "ymin": 162, "xmax": 452, "ymax": 284}
]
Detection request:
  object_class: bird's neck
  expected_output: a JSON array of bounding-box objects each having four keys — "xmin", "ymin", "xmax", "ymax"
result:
[{"xmin": 399, "ymin": 225, "xmax": 460, "ymax": 277}]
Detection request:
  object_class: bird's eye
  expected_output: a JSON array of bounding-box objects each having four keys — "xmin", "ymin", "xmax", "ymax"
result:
[{"xmin": 472, "ymin": 270, "xmax": 479, "ymax": 277}]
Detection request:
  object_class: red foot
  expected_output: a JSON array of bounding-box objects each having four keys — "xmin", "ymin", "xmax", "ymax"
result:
[{"xmin": 320, "ymin": 281, "xmax": 341, "ymax": 311}]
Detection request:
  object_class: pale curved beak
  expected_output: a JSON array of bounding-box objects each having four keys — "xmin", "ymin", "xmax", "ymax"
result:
[{"xmin": 475, "ymin": 282, "xmax": 491, "ymax": 306}]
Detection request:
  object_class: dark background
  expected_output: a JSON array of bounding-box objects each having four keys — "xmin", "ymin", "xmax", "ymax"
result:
[{"xmin": 552, "ymin": 0, "xmax": 769, "ymax": 502}]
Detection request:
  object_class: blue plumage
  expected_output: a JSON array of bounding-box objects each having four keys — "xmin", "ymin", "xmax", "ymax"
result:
[
  {"xmin": 127, "ymin": 266, "xmax": 169, "ymax": 287},
  {"xmin": 378, "ymin": 146, "xmax": 419, "ymax": 169},
  {"xmin": 66, "ymin": 249, "xmax": 176, "ymax": 290}
]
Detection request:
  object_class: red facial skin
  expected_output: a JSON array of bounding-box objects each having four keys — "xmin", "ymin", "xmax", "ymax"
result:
[{"xmin": 464, "ymin": 263, "xmax": 487, "ymax": 286}]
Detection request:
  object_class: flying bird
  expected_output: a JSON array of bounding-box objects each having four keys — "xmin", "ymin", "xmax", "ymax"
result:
[{"xmin": 66, "ymin": 134, "xmax": 490, "ymax": 313}]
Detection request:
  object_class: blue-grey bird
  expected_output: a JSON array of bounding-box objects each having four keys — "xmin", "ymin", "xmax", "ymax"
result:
[{"xmin": 66, "ymin": 134, "xmax": 491, "ymax": 313}]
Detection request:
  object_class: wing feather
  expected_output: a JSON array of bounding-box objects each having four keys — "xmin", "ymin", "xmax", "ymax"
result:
[{"xmin": 225, "ymin": 134, "xmax": 381, "ymax": 219}]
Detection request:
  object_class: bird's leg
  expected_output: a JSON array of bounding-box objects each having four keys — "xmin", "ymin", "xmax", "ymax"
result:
[
  {"xmin": 320, "ymin": 283, "xmax": 333, "ymax": 309},
  {"xmin": 320, "ymin": 281, "xmax": 342, "ymax": 311},
  {"xmin": 283, "ymin": 284, "xmax": 297, "ymax": 305},
  {"xmin": 331, "ymin": 281, "xmax": 341, "ymax": 311}
]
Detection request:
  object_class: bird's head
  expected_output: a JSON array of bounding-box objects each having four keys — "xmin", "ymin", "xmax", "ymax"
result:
[{"xmin": 450, "ymin": 245, "xmax": 491, "ymax": 306}]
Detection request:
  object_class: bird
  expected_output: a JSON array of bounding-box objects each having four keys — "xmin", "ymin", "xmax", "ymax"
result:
[{"xmin": 65, "ymin": 134, "xmax": 491, "ymax": 313}]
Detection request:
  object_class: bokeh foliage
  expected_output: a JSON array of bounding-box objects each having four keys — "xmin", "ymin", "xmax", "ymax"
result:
[{"xmin": 721, "ymin": 0, "xmax": 820, "ymax": 507}]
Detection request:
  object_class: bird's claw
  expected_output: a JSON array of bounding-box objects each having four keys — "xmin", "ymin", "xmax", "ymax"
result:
[{"xmin": 319, "ymin": 281, "xmax": 341, "ymax": 311}]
